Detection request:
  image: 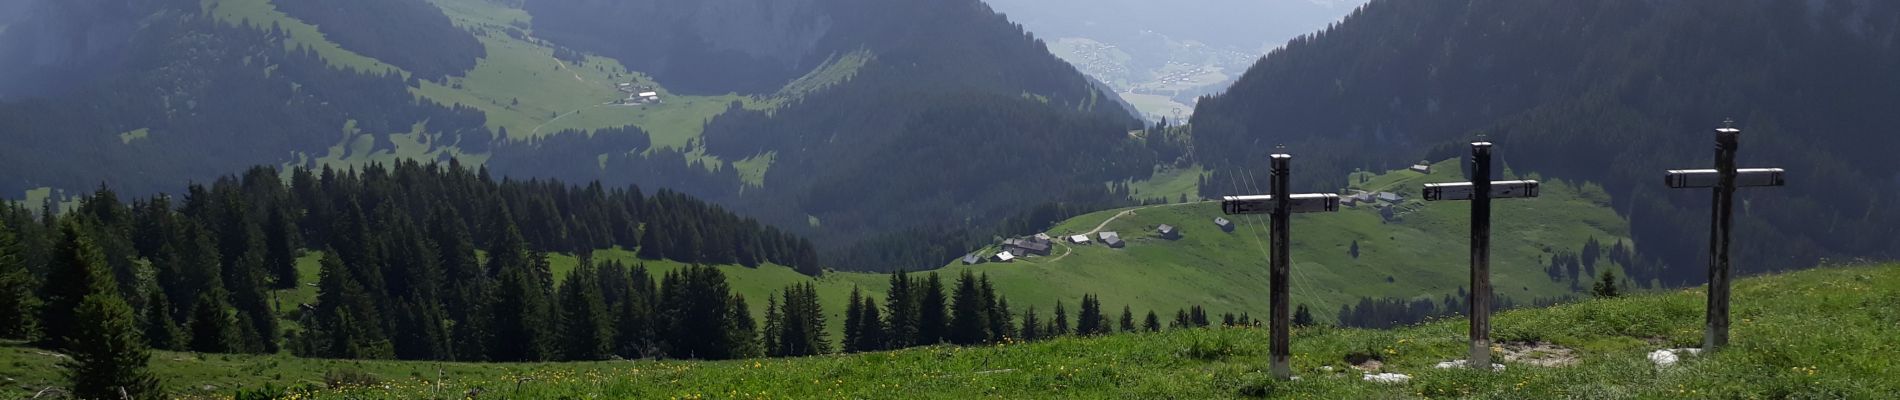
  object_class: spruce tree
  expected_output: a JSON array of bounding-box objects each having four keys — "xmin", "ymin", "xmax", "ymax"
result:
[
  {"xmin": 1051, "ymin": 302, "xmax": 1070, "ymax": 336},
  {"xmin": 728, "ymin": 294, "xmax": 760, "ymax": 358},
  {"xmin": 1293, "ymin": 304, "xmax": 1317, "ymax": 327},
  {"xmin": 1118, "ymin": 306, "xmax": 1136, "ymax": 333},
  {"xmin": 855, "ymin": 297, "xmax": 884, "ymax": 351},
  {"xmin": 613, "ymin": 264, "xmax": 656, "ymax": 359},
  {"xmin": 0, "ymin": 218, "xmax": 38, "ymax": 340},
  {"xmin": 1592, "ymin": 270, "xmax": 1622, "ymax": 298},
  {"xmin": 312, "ymin": 251, "xmax": 393, "ymax": 359},
  {"xmin": 1019, "ymin": 306, "xmax": 1041, "ymax": 341},
  {"xmin": 63, "ymin": 292, "xmax": 163, "ymax": 400},
  {"xmin": 989, "ymin": 296, "xmax": 1012, "ymax": 343},
  {"xmin": 1142, "ymin": 311, "xmax": 1161, "ymax": 332},
  {"xmin": 40, "ymin": 221, "xmax": 112, "ymax": 349},
  {"xmin": 557, "ymin": 263, "xmax": 614, "ymax": 361},
  {"xmin": 185, "ymin": 288, "xmax": 239, "ymax": 354},
  {"xmin": 141, "ymin": 291, "xmax": 183, "ymax": 350},
  {"xmin": 916, "ymin": 273, "xmax": 948, "ymax": 344},
  {"xmin": 883, "ymin": 271, "xmax": 917, "ymax": 348},
  {"xmin": 488, "ymin": 223, "xmax": 552, "ymax": 361},
  {"xmin": 946, "ymin": 271, "xmax": 989, "ymax": 345},
  {"xmin": 842, "ymin": 287, "xmax": 864, "ymax": 352}
]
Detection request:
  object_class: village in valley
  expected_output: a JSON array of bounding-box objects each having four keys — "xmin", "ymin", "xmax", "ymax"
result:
[{"xmin": 964, "ymin": 161, "xmax": 1436, "ymax": 265}]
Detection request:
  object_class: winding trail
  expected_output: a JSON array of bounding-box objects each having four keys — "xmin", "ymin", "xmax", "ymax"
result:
[{"xmin": 1042, "ymin": 200, "xmax": 1209, "ymax": 263}]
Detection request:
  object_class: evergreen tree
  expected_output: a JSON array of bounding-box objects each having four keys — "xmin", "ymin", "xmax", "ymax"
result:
[
  {"xmin": 62, "ymin": 292, "xmax": 163, "ymax": 400},
  {"xmin": 728, "ymin": 294, "xmax": 760, "ymax": 358},
  {"xmin": 558, "ymin": 263, "xmax": 614, "ymax": 361},
  {"xmin": 1118, "ymin": 306, "xmax": 1135, "ymax": 333},
  {"xmin": 389, "ymin": 298, "xmax": 450, "ymax": 361},
  {"xmin": 989, "ymin": 296, "xmax": 1012, "ymax": 343},
  {"xmin": 1293, "ymin": 304, "xmax": 1317, "ymax": 327},
  {"xmin": 915, "ymin": 273, "xmax": 948, "ymax": 344},
  {"xmin": 140, "ymin": 291, "xmax": 183, "ymax": 350},
  {"xmin": 883, "ymin": 271, "xmax": 917, "ymax": 348},
  {"xmin": 1350, "ymin": 239, "xmax": 1360, "ymax": 259},
  {"xmin": 488, "ymin": 223, "xmax": 552, "ymax": 362},
  {"xmin": 1077, "ymin": 294, "xmax": 1108, "ymax": 335},
  {"xmin": 855, "ymin": 297, "xmax": 885, "ymax": 351},
  {"xmin": 39, "ymin": 221, "xmax": 113, "ymax": 350},
  {"xmin": 0, "ymin": 218, "xmax": 38, "ymax": 340},
  {"xmin": 263, "ymin": 209, "xmax": 300, "ymax": 289},
  {"xmin": 1142, "ymin": 310, "xmax": 1161, "ymax": 332},
  {"xmin": 843, "ymin": 287, "xmax": 864, "ymax": 352},
  {"xmin": 613, "ymin": 264, "xmax": 657, "ymax": 359},
  {"xmin": 761, "ymin": 294, "xmax": 784, "ymax": 356},
  {"xmin": 946, "ymin": 271, "xmax": 989, "ymax": 345},
  {"xmin": 1050, "ymin": 302, "xmax": 1070, "ymax": 336},
  {"xmin": 185, "ymin": 288, "xmax": 239, "ymax": 353},
  {"xmin": 1190, "ymin": 306, "xmax": 1210, "ymax": 327},
  {"xmin": 1018, "ymin": 306, "xmax": 1041, "ymax": 341},
  {"xmin": 1592, "ymin": 270, "xmax": 1622, "ymax": 298},
  {"xmin": 1172, "ymin": 309, "xmax": 1190, "ymax": 329}
]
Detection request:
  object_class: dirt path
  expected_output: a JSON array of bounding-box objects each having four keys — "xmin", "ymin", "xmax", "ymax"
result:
[{"xmin": 1042, "ymin": 201, "xmax": 1208, "ymax": 262}]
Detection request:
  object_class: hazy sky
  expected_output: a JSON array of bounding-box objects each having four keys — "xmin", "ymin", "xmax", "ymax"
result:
[{"xmin": 983, "ymin": 0, "xmax": 1368, "ymax": 52}]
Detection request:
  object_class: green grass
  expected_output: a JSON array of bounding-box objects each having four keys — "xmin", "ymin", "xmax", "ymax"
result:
[
  {"xmin": 201, "ymin": 0, "xmax": 398, "ymax": 75},
  {"xmin": 943, "ymin": 159, "xmax": 1631, "ymax": 326},
  {"xmin": 1125, "ymin": 164, "xmax": 1203, "ymax": 202},
  {"xmin": 7, "ymin": 264, "xmax": 1892, "ymax": 398},
  {"xmin": 118, "ymin": 128, "xmax": 152, "ymax": 144}
]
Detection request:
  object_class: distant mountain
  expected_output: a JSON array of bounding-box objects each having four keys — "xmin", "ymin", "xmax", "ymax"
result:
[
  {"xmin": 1190, "ymin": 0, "xmax": 1900, "ymax": 284},
  {"xmin": 982, "ymin": 0, "xmax": 1367, "ymax": 121},
  {"xmin": 0, "ymin": 0, "xmax": 1160, "ymax": 271}
]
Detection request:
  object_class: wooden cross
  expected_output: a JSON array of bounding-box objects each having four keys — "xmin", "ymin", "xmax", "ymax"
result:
[
  {"xmin": 1221, "ymin": 149, "xmax": 1341, "ymax": 379},
  {"xmin": 1664, "ymin": 119, "xmax": 1787, "ymax": 351},
  {"xmin": 1422, "ymin": 141, "xmax": 1540, "ymax": 370}
]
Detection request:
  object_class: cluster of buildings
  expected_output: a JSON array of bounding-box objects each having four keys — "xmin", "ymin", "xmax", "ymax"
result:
[
  {"xmin": 617, "ymin": 82, "xmax": 661, "ymax": 105},
  {"xmin": 966, "ymin": 217, "xmax": 1239, "ymax": 265}
]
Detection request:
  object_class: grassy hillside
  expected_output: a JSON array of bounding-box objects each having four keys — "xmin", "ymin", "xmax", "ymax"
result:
[
  {"xmin": 933, "ymin": 159, "xmax": 1629, "ymax": 324},
  {"xmin": 5, "ymin": 264, "xmax": 1891, "ymax": 398}
]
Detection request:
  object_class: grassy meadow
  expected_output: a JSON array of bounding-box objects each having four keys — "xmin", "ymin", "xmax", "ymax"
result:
[{"xmin": 5, "ymin": 264, "xmax": 1892, "ymax": 398}]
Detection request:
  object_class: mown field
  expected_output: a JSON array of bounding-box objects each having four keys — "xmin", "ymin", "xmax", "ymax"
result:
[{"xmin": 5, "ymin": 264, "xmax": 1891, "ymax": 399}]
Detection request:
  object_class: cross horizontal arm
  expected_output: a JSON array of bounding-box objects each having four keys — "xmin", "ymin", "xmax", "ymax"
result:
[
  {"xmin": 1222, "ymin": 193, "xmax": 1341, "ymax": 215},
  {"xmin": 1664, "ymin": 168, "xmax": 1786, "ymax": 189},
  {"xmin": 1423, "ymin": 180, "xmax": 1541, "ymax": 201}
]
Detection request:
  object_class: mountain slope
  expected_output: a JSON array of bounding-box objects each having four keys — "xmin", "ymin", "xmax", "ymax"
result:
[
  {"xmin": 1189, "ymin": 0, "xmax": 1900, "ymax": 285},
  {"xmin": 9, "ymin": 263, "xmax": 1893, "ymax": 398},
  {"xmin": 0, "ymin": 0, "xmax": 1156, "ymax": 271}
]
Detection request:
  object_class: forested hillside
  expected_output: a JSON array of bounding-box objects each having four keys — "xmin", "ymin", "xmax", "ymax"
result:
[
  {"xmin": 270, "ymin": 0, "xmax": 485, "ymax": 80},
  {"xmin": 0, "ymin": 0, "xmax": 1158, "ymax": 272},
  {"xmin": 1190, "ymin": 0, "xmax": 1900, "ymax": 285}
]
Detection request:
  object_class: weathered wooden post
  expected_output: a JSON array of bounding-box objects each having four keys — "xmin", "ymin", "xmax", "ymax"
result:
[
  {"xmin": 1664, "ymin": 119, "xmax": 1787, "ymax": 351},
  {"xmin": 1423, "ymin": 141, "xmax": 1540, "ymax": 369},
  {"xmin": 1221, "ymin": 148, "xmax": 1340, "ymax": 379}
]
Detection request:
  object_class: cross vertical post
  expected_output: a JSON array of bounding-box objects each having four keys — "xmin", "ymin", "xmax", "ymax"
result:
[
  {"xmin": 1423, "ymin": 141, "xmax": 1540, "ymax": 370},
  {"xmin": 1468, "ymin": 142, "xmax": 1494, "ymax": 368},
  {"xmin": 1269, "ymin": 152, "xmax": 1292, "ymax": 379},
  {"xmin": 1220, "ymin": 148, "xmax": 1341, "ymax": 380},
  {"xmin": 1663, "ymin": 119, "xmax": 1786, "ymax": 352},
  {"xmin": 1707, "ymin": 124, "xmax": 1741, "ymax": 350}
]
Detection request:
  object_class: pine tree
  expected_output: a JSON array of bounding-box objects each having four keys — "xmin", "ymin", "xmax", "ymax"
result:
[
  {"xmin": 613, "ymin": 264, "xmax": 656, "ymax": 359},
  {"xmin": 185, "ymin": 288, "xmax": 239, "ymax": 353},
  {"xmin": 981, "ymin": 275, "xmax": 1007, "ymax": 343},
  {"xmin": 946, "ymin": 271, "xmax": 989, "ymax": 345},
  {"xmin": 40, "ymin": 221, "xmax": 113, "ymax": 350},
  {"xmin": 63, "ymin": 292, "xmax": 163, "ymax": 400},
  {"xmin": 856, "ymin": 297, "xmax": 885, "ymax": 350},
  {"xmin": 843, "ymin": 287, "xmax": 864, "ymax": 352},
  {"xmin": 728, "ymin": 294, "xmax": 760, "ymax": 358},
  {"xmin": 488, "ymin": 223, "xmax": 552, "ymax": 362},
  {"xmin": 916, "ymin": 273, "xmax": 948, "ymax": 344},
  {"xmin": 1190, "ymin": 306, "xmax": 1210, "ymax": 327},
  {"xmin": 1142, "ymin": 311, "xmax": 1161, "ymax": 332},
  {"xmin": 1050, "ymin": 302, "xmax": 1070, "ymax": 336},
  {"xmin": 883, "ymin": 271, "xmax": 917, "ymax": 348},
  {"xmin": 0, "ymin": 218, "xmax": 38, "ymax": 340},
  {"xmin": 1293, "ymin": 304, "xmax": 1317, "ymax": 327},
  {"xmin": 761, "ymin": 294, "xmax": 784, "ymax": 356},
  {"xmin": 310, "ymin": 251, "xmax": 393, "ymax": 359},
  {"xmin": 1592, "ymin": 270, "xmax": 1622, "ymax": 298},
  {"xmin": 1172, "ymin": 309, "xmax": 1190, "ymax": 329},
  {"xmin": 1019, "ymin": 306, "xmax": 1041, "ymax": 341},
  {"xmin": 557, "ymin": 263, "xmax": 614, "ymax": 361},
  {"xmin": 140, "ymin": 291, "xmax": 182, "ymax": 350},
  {"xmin": 1118, "ymin": 306, "xmax": 1135, "ymax": 333},
  {"xmin": 1349, "ymin": 240, "xmax": 1360, "ymax": 260}
]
